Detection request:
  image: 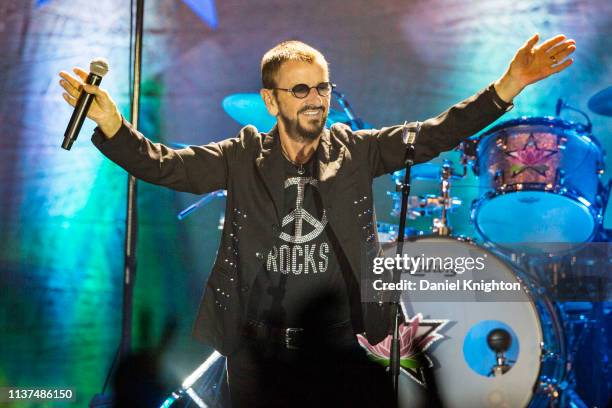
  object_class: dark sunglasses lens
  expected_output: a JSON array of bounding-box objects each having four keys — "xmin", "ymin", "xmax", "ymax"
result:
[
  {"xmin": 292, "ymin": 84, "xmax": 310, "ymax": 98},
  {"xmin": 316, "ymin": 82, "xmax": 332, "ymax": 96}
]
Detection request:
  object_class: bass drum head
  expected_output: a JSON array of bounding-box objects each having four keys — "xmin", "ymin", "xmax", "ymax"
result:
[
  {"xmin": 474, "ymin": 191, "xmax": 596, "ymax": 250},
  {"xmin": 398, "ymin": 302, "xmax": 543, "ymax": 408},
  {"xmin": 372, "ymin": 237, "xmax": 561, "ymax": 407}
]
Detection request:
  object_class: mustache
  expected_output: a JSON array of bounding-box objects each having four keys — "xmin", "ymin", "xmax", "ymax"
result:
[{"xmin": 298, "ymin": 105, "xmax": 324, "ymax": 114}]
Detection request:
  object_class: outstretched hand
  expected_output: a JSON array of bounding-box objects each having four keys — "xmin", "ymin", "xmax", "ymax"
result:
[
  {"xmin": 509, "ymin": 34, "xmax": 575, "ymax": 86},
  {"xmin": 495, "ymin": 34, "xmax": 576, "ymax": 102}
]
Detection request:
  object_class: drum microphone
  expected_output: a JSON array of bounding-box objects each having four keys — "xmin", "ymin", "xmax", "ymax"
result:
[
  {"xmin": 61, "ymin": 58, "xmax": 109, "ymax": 150},
  {"xmin": 555, "ymin": 98, "xmax": 564, "ymax": 116},
  {"xmin": 487, "ymin": 328, "xmax": 512, "ymax": 376}
]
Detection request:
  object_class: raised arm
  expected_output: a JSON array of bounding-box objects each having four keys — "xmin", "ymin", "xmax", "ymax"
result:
[
  {"xmin": 353, "ymin": 33, "xmax": 576, "ymax": 177},
  {"xmin": 354, "ymin": 84, "xmax": 511, "ymax": 178},
  {"xmin": 59, "ymin": 67, "xmax": 234, "ymax": 194}
]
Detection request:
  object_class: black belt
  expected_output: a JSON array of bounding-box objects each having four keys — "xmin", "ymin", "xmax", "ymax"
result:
[{"xmin": 242, "ymin": 319, "xmax": 355, "ymax": 350}]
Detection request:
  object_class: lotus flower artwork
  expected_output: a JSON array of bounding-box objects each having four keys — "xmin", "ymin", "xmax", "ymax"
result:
[
  {"xmin": 506, "ymin": 133, "xmax": 558, "ymax": 177},
  {"xmin": 357, "ymin": 313, "xmax": 447, "ymax": 386}
]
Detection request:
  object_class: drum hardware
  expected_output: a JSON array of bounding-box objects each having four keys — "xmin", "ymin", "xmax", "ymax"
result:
[
  {"xmin": 460, "ymin": 138, "xmax": 479, "ymax": 174},
  {"xmin": 389, "ymin": 159, "xmax": 463, "ymax": 235},
  {"xmin": 540, "ymin": 346, "xmax": 563, "ymax": 363},
  {"xmin": 557, "ymin": 98, "xmax": 593, "ymax": 132},
  {"xmin": 563, "ymin": 301, "xmax": 612, "ymax": 405},
  {"xmin": 486, "ymin": 328, "xmax": 513, "ymax": 377},
  {"xmin": 432, "ymin": 161, "xmax": 453, "ymax": 236},
  {"xmin": 331, "ymin": 88, "xmax": 366, "ymax": 130},
  {"xmin": 537, "ymin": 377, "xmax": 562, "ymax": 400},
  {"xmin": 555, "ymin": 168, "xmax": 566, "ymax": 188},
  {"xmin": 176, "ymin": 190, "xmax": 226, "ymax": 220},
  {"xmin": 387, "ymin": 193, "xmax": 462, "ymax": 220}
]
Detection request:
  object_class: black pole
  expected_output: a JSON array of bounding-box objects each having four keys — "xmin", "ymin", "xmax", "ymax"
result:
[
  {"xmin": 388, "ymin": 140, "xmax": 413, "ymax": 402},
  {"xmin": 89, "ymin": 2, "xmax": 144, "ymax": 406},
  {"xmin": 121, "ymin": 0, "xmax": 144, "ymax": 357}
]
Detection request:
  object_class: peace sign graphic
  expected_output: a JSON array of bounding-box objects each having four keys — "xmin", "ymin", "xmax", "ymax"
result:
[{"xmin": 279, "ymin": 176, "xmax": 328, "ymax": 244}]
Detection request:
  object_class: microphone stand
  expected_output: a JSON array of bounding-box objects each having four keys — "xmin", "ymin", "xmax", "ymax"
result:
[
  {"xmin": 388, "ymin": 124, "xmax": 416, "ymax": 403},
  {"xmin": 89, "ymin": 0, "xmax": 143, "ymax": 406}
]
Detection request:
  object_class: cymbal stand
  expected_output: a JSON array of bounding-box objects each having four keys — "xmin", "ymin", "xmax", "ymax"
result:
[{"xmin": 432, "ymin": 160, "xmax": 453, "ymax": 236}]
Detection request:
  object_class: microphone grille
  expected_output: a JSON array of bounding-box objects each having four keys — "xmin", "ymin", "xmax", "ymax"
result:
[{"xmin": 90, "ymin": 58, "xmax": 109, "ymax": 77}]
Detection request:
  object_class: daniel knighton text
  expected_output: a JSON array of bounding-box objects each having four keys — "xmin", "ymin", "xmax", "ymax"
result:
[
  {"xmin": 372, "ymin": 279, "xmax": 522, "ymax": 293},
  {"xmin": 369, "ymin": 253, "xmax": 523, "ymax": 294}
]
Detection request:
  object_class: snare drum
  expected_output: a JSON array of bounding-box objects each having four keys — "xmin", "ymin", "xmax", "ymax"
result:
[{"xmin": 471, "ymin": 117, "xmax": 605, "ymax": 253}]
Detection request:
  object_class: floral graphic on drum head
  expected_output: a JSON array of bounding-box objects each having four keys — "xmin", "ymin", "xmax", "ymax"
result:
[
  {"xmin": 505, "ymin": 133, "xmax": 558, "ymax": 177},
  {"xmin": 357, "ymin": 313, "xmax": 447, "ymax": 386}
]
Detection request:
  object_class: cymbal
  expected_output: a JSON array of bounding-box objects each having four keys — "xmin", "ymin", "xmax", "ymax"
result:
[
  {"xmin": 222, "ymin": 94, "xmax": 277, "ymax": 132},
  {"xmin": 588, "ymin": 86, "xmax": 612, "ymax": 116},
  {"xmin": 222, "ymin": 93, "xmax": 351, "ymax": 132}
]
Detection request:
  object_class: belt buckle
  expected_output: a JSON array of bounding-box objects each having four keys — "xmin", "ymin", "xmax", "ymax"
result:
[{"xmin": 284, "ymin": 327, "xmax": 303, "ymax": 350}]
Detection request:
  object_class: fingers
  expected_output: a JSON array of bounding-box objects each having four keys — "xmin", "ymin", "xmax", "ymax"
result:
[
  {"xmin": 59, "ymin": 78, "xmax": 80, "ymax": 100},
  {"xmin": 81, "ymin": 82, "xmax": 104, "ymax": 96},
  {"xmin": 58, "ymin": 66, "xmax": 89, "ymax": 91},
  {"xmin": 550, "ymin": 58, "xmax": 573, "ymax": 73},
  {"xmin": 520, "ymin": 33, "xmax": 540, "ymax": 51},
  {"xmin": 550, "ymin": 45, "xmax": 576, "ymax": 65},
  {"xmin": 73, "ymin": 66, "xmax": 89, "ymax": 82},
  {"xmin": 535, "ymin": 34, "xmax": 567, "ymax": 52},
  {"xmin": 59, "ymin": 66, "xmax": 114, "ymax": 114},
  {"xmin": 59, "ymin": 69, "xmax": 107, "ymax": 98},
  {"xmin": 62, "ymin": 91, "xmax": 77, "ymax": 107},
  {"xmin": 547, "ymin": 40, "xmax": 576, "ymax": 58},
  {"xmin": 59, "ymin": 70, "xmax": 83, "ymax": 93},
  {"xmin": 540, "ymin": 58, "xmax": 574, "ymax": 81}
]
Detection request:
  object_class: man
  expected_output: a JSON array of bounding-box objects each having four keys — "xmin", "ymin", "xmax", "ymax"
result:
[{"xmin": 59, "ymin": 34, "xmax": 575, "ymax": 407}]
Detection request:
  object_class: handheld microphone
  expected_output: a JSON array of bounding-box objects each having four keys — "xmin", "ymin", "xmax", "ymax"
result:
[{"xmin": 62, "ymin": 58, "xmax": 109, "ymax": 150}]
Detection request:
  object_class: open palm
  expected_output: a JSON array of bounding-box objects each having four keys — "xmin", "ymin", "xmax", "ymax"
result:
[{"xmin": 507, "ymin": 34, "xmax": 575, "ymax": 88}]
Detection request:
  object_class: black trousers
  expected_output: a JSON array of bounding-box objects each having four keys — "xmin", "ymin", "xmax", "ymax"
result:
[{"xmin": 226, "ymin": 335, "xmax": 395, "ymax": 408}]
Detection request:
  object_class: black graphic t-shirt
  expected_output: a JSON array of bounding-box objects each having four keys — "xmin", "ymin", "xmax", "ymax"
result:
[{"xmin": 247, "ymin": 155, "xmax": 353, "ymax": 327}]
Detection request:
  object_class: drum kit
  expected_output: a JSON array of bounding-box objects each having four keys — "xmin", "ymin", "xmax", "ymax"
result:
[{"xmin": 165, "ymin": 87, "xmax": 612, "ymax": 408}]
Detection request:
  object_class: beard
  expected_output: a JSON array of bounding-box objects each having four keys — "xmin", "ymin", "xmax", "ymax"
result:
[{"xmin": 278, "ymin": 105, "xmax": 327, "ymax": 142}]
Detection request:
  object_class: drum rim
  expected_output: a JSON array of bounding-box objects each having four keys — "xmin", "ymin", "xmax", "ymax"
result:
[
  {"xmin": 481, "ymin": 115, "xmax": 588, "ymax": 136},
  {"xmin": 476, "ymin": 115, "xmax": 603, "ymax": 152},
  {"xmin": 470, "ymin": 187, "xmax": 602, "ymax": 249}
]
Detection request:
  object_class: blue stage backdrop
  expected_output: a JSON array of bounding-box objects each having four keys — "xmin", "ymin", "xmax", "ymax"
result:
[{"xmin": 0, "ymin": 0, "xmax": 610, "ymax": 406}]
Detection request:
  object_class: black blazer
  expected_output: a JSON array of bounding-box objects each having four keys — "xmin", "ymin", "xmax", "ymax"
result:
[{"xmin": 92, "ymin": 83, "xmax": 511, "ymax": 356}]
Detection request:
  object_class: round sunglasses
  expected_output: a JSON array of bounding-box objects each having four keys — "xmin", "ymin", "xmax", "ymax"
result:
[{"xmin": 271, "ymin": 82, "xmax": 335, "ymax": 99}]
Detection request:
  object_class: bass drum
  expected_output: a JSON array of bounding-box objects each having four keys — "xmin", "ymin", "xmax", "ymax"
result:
[
  {"xmin": 470, "ymin": 117, "xmax": 605, "ymax": 254},
  {"xmin": 358, "ymin": 236, "xmax": 567, "ymax": 408}
]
